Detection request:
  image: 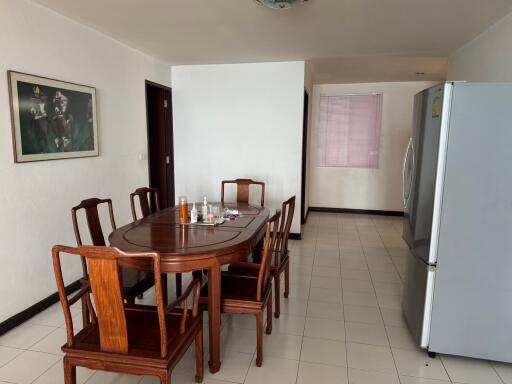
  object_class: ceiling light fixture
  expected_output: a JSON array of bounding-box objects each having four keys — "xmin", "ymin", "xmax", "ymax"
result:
[{"xmin": 254, "ymin": 0, "xmax": 308, "ymax": 10}]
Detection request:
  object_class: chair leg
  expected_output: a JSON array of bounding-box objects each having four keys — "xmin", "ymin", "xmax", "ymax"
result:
[
  {"xmin": 195, "ymin": 327, "xmax": 204, "ymax": 383},
  {"xmin": 176, "ymin": 273, "xmax": 182, "ymax": 297},
  {"xmin": 255, "ymin": 312, "xmax": 263, "ymax": 367},
  {"xmin": 63, "ymin": 357, "xmax": 76, "ymax": 384},
  {"xmin": 266, "ymin": 295, "xmax": 273, "ymax": 335},
  {"xmin": 284, "ymin": 263, "xmax": 290, "ymax": 298},
  {"xmin": 274, "ymin": 273, "xmax": 281, "ymax": 319}
]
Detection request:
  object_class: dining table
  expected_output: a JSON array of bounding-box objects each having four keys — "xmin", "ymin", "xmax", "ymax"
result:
[{"xmin": 108, "ymin": 202, "xmax": 269, "ymax": 373}]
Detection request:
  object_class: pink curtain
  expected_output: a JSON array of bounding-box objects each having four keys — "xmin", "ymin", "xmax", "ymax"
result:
[{"xmin": 318, "ymin": 94, "xmax": 382, "ymax": 168}]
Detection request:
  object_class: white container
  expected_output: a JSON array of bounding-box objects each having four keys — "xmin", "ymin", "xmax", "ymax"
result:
[
  {"xmin": 201, "ymin": 196, "xmax": 208, "ymax": 219},
  {"xmin": 190, "ymin": 202, "xmax": 198, "ymax": 223}
]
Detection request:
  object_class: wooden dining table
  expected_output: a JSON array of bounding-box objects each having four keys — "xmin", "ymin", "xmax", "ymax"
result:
[{"xmin": 108, "ymin": 202, "xmax": 269, "ymax": 373}]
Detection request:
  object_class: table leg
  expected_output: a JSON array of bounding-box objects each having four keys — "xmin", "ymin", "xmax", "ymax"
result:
[{"xmin": 208, "ymin": 265, "xmax": 221, "ymax": 373}]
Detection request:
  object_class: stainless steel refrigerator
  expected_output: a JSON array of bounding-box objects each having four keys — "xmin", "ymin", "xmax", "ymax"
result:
[{"xmin": 401, "ymin": 82, "xmax": 512, "ymax": 362}]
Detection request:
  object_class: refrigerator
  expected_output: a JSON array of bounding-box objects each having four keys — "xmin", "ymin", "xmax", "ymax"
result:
[{"xmin": 401, "ymin": 82, "xmax": 512, "ymax": 362}]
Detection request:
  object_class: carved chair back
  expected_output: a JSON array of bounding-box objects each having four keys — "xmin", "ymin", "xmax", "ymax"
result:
[
  {"xmin": 221, "ymin": 179, "xmax": 265, "ymax": 207},
  {"xmin": 130, "ymin": 187, "xmax": 160, "ymax": 221}
]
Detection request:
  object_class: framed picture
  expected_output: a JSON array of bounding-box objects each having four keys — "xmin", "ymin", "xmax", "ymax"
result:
[{"xmin": 7, "ymin": 71, "xmax": 99, "ymax": 162}]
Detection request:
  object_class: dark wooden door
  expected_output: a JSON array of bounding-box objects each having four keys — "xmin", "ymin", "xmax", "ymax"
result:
[
  {"xmin": 146, "ymin": 81, "xmax": 174, "ymax": 210},
  {"xmin": 301, "ymin": 90, "xmax": 309, "ymax": 224}
]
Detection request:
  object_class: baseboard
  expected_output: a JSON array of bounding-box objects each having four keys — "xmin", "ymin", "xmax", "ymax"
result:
[
  {"xmin": 289, "ymin": 233, "xmax": 302, "ymax": 240},
  {"xmin": 308, "ymin": 207, "xmax": 404, "ymax": 217},
  {"xmin": 0, "ymin": 279, "xmax": 81, "ymax": 336}
]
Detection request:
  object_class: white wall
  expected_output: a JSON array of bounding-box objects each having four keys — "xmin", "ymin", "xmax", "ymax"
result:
[
  {"xmin": 448, "ymin": 12, "xmax": 512, "ymax": 81},
  {"xmin": 171, "ymin": 62, "xmax": 304, "ymax": 234},
  {"xmin": 0, "ymin": 0, "xmax": 171, "ymax": 321},
  {"xmin": 309, "ymin": 81, "xmax": 438, "ymax": 211}
]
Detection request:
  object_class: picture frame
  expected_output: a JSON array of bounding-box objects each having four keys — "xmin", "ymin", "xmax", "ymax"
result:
[{"xmin": 7, "ymin": 70, "xmax": 99, "ymax": 163}]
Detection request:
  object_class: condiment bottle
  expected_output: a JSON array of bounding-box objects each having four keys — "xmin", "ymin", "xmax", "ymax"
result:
[
  {"xmin": 179, "ymin": 196, "xmax": 189, "ymax": 224},
  {"xmin": 201, "ymin": 196, "xmax": 208, "ymax": 219},
  {"xmin": 190, "ymin": 202, "xmax": 198, "ymax": 224}
]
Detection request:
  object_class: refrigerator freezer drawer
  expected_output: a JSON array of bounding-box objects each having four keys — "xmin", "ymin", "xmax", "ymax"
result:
[{"xmin": 402, "ymin": 252, "xmax": 435, "ymax": 348}]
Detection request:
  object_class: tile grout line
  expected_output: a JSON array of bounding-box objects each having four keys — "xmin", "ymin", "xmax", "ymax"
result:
[
  {"xmin": 336, "ymin": 215, "xmax": 350, "ymax": 384},
  {"xmin": 355, "ymin": 216, "xmax": 403, "ymax": 384},
  {"xmin": 293, "ymin": 224, "xmax": 317, "ymax": 384}
]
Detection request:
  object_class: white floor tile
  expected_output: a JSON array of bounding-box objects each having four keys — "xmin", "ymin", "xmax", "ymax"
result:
[
  {"xmin": 399, "ymin": 376, "xmax": 451, "ymax": 383},
  {"xmin": 380, "ymin": 307, "xmax": 407, "ymax": 327},
  {"xmin": 441, "ymin": 355, "xmax": 502, "ymax": 384},
  {"xmin": 346, "ymin": 342, "xmax": 395, "ymax": 374},
  {"xmin": 298, "ymin": 361, "xmax": 348, "ymax": 384},
  {"xmin": 341, "ymin": 279, "xmax": 374, "ymax": 294},
  {"xmin": 308, "ymin": 287, "xmax": 342, "ymax": 303},
  {"xmin": 343, "ymin": 292, "xmax": 378, "ymax": 308},
  {"xmin": 263, "ymin": 332, "xmax": 302, "ymax": 360},
  {"xmin": 347, "ymin": 367, "xmax": 400, "ymax": 384},
  {"xmin": 493, "ymin": 361, "xmax": 512, "ymax": 384},
  {"xmin": 306, "ymin": 300, "xmax": 343, "ymax": 320},
  {"xmin": 270, "ymin": 313, "xmax": 306, "ymax": 336},
  {"xmin": 0, "ymin": 346, "xmax": 23, "ymax": 368},
  {"xmin": 304, "ymin": 317, "xmax": 345, "ymax": 341},
  {"xmin": 392, "ymin": 348, "xmax": 449, "ymax": 381},
  {"xmin": 0, "ymin": 350, "xmax": 60, "ymax": 384},
  {"xmin": 245, "ymin": 356, "xmax": 299, "ymax": 384},
  {"xmin": 29, "ymin": 328, "xmax": 67, "ymax": 355},
  {"xmin": 85, "ymin": 371, "xmax": 142, "ymax": 384},
  {"xmin": 300, "ymin": 336, "xmax": 347, "ymax": 367},
  {"xmin": 343, "ymin": 305, "xmax": 383, "ymax": 325},
  {"xmin": 385, "ymin": 326, "xmax": 417, "ymax": 350},
  {"xmin": 204, "ymin": 350, "xmax": 253, "ymax": 383},
  {"xmin": 0, "ymin": 323, "xmax": 56, "ymax": 349},
  {"xmin": 345, "ymin": 322, "xmax": 389, "ymax": 347},
  {"xmin": 32, "ymin": 358, "xmax": 94, "ymax": 384}
]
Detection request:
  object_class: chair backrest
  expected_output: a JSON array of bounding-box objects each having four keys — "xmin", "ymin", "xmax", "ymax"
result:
[
  {"xmin": 221, "ymin": 178, "xmax": 265, "ymax": 207},
  {"xmin": 275, "ymin": 196, "xmax": 296, "ymax": 263},
  {"xmin": 52, "ymin": 245, "xmax": 168, "ymax": 357},
  {"xmin": 71, "ymin": 198, "xmax": 117, "ymax": 277},
  {"xmin": 130, "ymin": 187, "xmax": 160, "ymax": 221},
  {"xmin": 256, "ymin": 211, "xmax": 281, "ymax": 301}
]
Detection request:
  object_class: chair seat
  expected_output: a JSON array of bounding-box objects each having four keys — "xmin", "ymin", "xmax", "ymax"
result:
[
  {"xmin": 229, "ymin": 251, "xmax": 289, "ymax": 275},
  {"xmin": 63, "ymin": 305, "xmax": 201, "ymax": 361},
  {"xmin": 200, "ymin": 274, "xmax": 265, "ymax": 304}
]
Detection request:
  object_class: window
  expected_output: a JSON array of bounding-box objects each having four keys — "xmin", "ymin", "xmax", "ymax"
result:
[{"xmin": 317, "ymin": 94, "xmax": 382, "ymax": 168}]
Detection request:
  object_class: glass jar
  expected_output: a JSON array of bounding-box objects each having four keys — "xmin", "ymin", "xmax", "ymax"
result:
[{"xmin": 179, "ymin": 195, "xmax": 189, "ymax": 224}]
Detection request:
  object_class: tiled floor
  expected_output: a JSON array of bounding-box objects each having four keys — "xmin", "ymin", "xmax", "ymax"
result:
[{"xmin": 1, "ymin": 212, "xmax": 511, "ymax": 383}]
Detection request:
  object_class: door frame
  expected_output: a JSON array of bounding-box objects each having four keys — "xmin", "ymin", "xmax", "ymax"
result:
[
  {"xmin": 145, "ymin": 80, "xmax": 175, "ymax": 209},
  {"xmin": 301, "ymin": 90, "xmax": 309, "ymax": 224}
]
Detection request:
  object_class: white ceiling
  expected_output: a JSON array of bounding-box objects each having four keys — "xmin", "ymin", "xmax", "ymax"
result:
[
  {"xmin": 308, "ymin": 56, "xmax": 448, "ymax": 84},
  {"xmin": 31, "ymin": 0, "xmax": 512, "ymax": 65}
]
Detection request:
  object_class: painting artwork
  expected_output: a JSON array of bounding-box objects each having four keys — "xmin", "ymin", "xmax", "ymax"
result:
[{"xmin": 8, "ymin": 71, "xmax": 98, "ymax": 162}]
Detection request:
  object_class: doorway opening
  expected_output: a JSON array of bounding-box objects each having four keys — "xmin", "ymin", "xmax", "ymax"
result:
[
  {"xmin": 145, "ymin": 80, "xmax": 174, "ymax": 210},
  {"xmin": 301, "ymin": 90, "xmax": 309, "ymax": 225}
]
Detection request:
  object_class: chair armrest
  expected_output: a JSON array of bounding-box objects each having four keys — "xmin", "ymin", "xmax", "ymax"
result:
[
  {"xmin": 165, "ymin": 278, "xmax": 202, "ymax": 334},
  {"xmin": 68, "ymin": 279, "xmax": 97, "ymax": 324}
]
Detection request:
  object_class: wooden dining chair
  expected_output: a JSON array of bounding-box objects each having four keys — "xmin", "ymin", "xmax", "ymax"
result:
[
  {"xmin": 52, "ymin": 245, "xmax": 203, "ymax": 384},
  {"xmin": 130, "ymin": 187, "xmax": 183, "ymax": 297},
  {"xmin": 229, "ymin": 196, "xmax": 295, "ymax": 318},
  {"xmin": 221, "ymin": 178, "xmax": 265, "ymax": 207},
  {"xmin": 199, "ymin": 211, "xmax": 280, "ymax": 367},
  {"xmin": 130, "ymin": 187, "xmax": 160, "ymax": 221},
  {"xmin": 71, "ymin": 198, "xmax": 158, "ymax": 308}
]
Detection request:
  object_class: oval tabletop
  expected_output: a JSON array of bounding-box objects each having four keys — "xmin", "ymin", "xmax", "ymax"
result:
[{"xmin": 109, "ymin": 202, "xmax": 269, "ymax": 262}]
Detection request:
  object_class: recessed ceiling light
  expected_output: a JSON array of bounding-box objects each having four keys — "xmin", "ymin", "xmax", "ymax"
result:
[{"xmin": 254, "ymin": 0, "xmax": 308, "ymax": 10}]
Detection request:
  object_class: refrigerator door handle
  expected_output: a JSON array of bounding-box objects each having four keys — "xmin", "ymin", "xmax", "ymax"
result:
[
  {"xmin": 406, "ymin": 141, "xmax": 416, "ymax": 206},
  {"xmin": 402, "ymin": 138, "xmax": 413, "ymax": 208}
]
